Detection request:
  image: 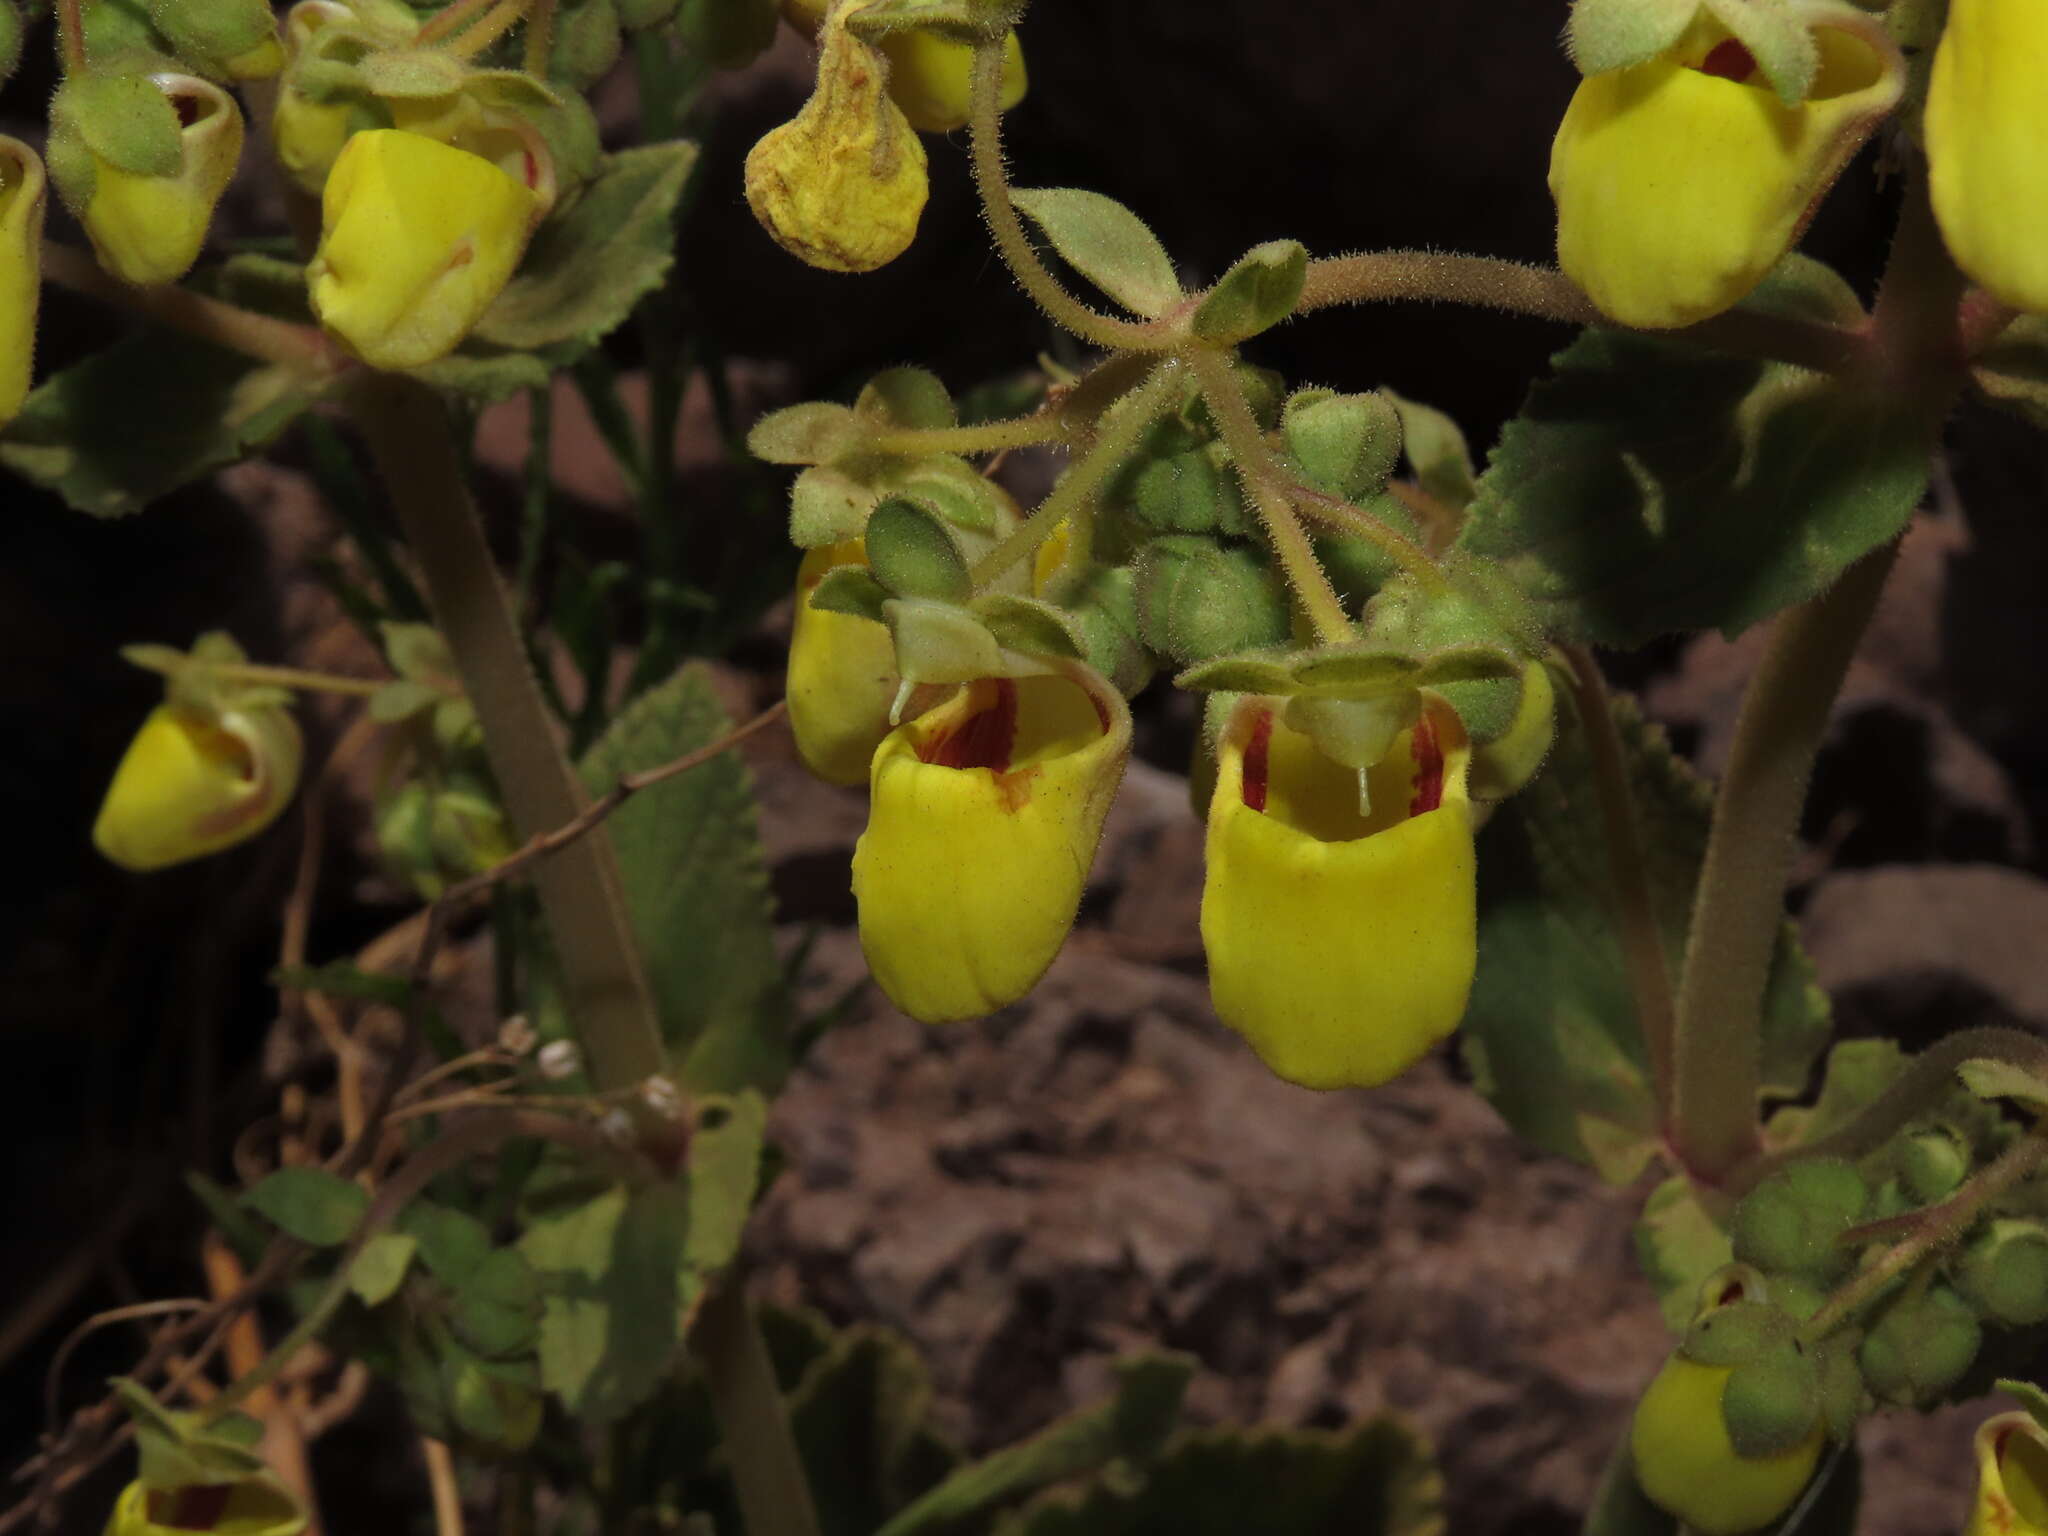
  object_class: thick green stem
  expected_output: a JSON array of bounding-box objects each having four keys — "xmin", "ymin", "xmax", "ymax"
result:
[
  {"xmin": 1297, "ymin": 251, "xmax": 1868, "ymax": 375},
  {"xmin": 1800, "ymin": 1127, "xmax": 2048, "ymax": 1345},
  {"xmin": 1670, "ymin": 543, "xmax": 1898, "ymax": 1185},
  {"xmin": 694, "ymin": 1284, "xmax": 823, "ymax": 1536},
  {"xmin": 348, "ymin": 374, "xmax": 665, "ymax": 1095},
  {"xmin": 1563, "ymin": 645, "xmax": 1676, "ymax": 1116},
  {"xmin": 968, "ymin": 363, "xmax": 1179, "ymax": 589},
  {"xmin": 967, "ymin": 42, "xmax": 1154, "ymax": 353},
  {"xmin": 1187, "ymin": 349, "xmax": 1354, "ymax": 644}
]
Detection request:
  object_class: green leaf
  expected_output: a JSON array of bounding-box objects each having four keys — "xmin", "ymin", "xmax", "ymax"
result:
[
  {"xmin": 1384, "ymin": 390, "xmax": 1478, "ymax": 512},
  {"xmin": 1765, "ymin": 1038, "xmax": 1907, "ymax": 1150},
  {"xmin": 520, "ymin": 1178, "xmax": 687, "ymax": 1422},
  {"xmin": 473, "ymin": 142, "xmax": 698, "ymax": 352},
  {"xmin": 1456, "ymin": 267, "xmax": 1934, "ymax": 646},
  {"xmin": 783, "ymin": 1325, "xmax": 961, "ymax": 1536},
  {"xmin": 682, "ymin": 1090, "xmax": 767, "ymax": 1283},
  {"xmin": 453, "ymin": 1247, "xmax": 544, "ymax": 1358},
  {"xmin": 992, "ymin": 1418, "xmax": 1443, "ymax": 1536},
  {"xmin": 579, "ymin": 665, "xmax": 791, "ymax": 1094},
  {"xmin": 349, "ymin": 1232, "xmax": 418, "ymax": 1306},
  {"xmin": 186, "ymin": 1171, "xmax": 271, "ymax": 1268},
  {"xmin": 0, "ymin": 329, "xmax": 323, "ymax": 516},
  {"xmin": 245, "ymin": 1167, "xmax": 370, "ymax": 1248},
  {"xmin": 409, "ymin": 348, "xmax": 555, "ymax": 404},
  {"xmin": 1462, "ymin": 688, "xmax": 1829, "ymax": 1175},
  {"xmin": 1634, "ymin": 1175, "xmax": 1731, "ymax": 1333},
  {"xmin": 1012, "ymin": 188, "xmax": 1183, "ymax": 320},
  {"xmin": 877, "ymin": 1354, "xmax": 1192, "ymax": 1536},
  {"xmin": 400, "ymin": 1199, "xmax": 494, "ymax": 1284},
  {"xmin": 1959, "ymin": 1058, "xmax": 2048, "ymax": 1113},
  {"xmin": 1191, "ymin": 240, "xmax": 1308, "ymax": 345}
]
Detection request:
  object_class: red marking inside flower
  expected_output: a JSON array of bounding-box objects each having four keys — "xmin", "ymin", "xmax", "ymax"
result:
[
  {"xmin": 524, "ymin": 150, "xmax": 541, "ymax": 189},
  {"xmin": 1408, "ymin": 712, "xmax": 1445, "ymax": 817},
  {"xmin": 147, "ymin": 1485, "xmax": 234, "ymax": 1531},
  {"xmin": 1695, "ymin": 38, "xmax": 1757, "ymax": 82},
  {"xmin": 919, "ymin": 679, "xmax": 1017, "ymax": 772},
  {"xmin": 1241, "ymin": 708, "xmax": 1273, "ymax": 813}
]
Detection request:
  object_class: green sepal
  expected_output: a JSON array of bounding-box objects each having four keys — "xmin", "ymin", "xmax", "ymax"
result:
[
  {"xmin": 1012, "ymin": 187, "xmax": 1183, "ymax": 320},
  {"xmin": 1190, "ymin": 240, "xmax": 1307, "ymax": 345},
  {"xmin": 1817, "ymin": 1339, "xmax": 1865, "ymax": 1441},
  {"xmin": 749, "ymin": 401, "xmax": 861, "ymax": 465},
  {"xmin": 884, "ymin": 597, "xmax": 1008, "ymax": 685},
  {"xmin": 809, "ymin": 565, "xmax": 891, "ymax": 624},
  {"xmin": 858, "ymin": 366, "xmax": 957, "ymax": 431},
  {"xmin": 55, "ymin": 69, "xmax": 184, "ymax": 178},
  {"xmin": 1565, "ymin": 0, "xmax": 1701, "ymax": 76},
  {"xmin": 1972, "ymin": 316, "xmax": 2048, "ymax": 434},
  {"xmin": 1702, "ymin": 0, "xmax": 1818, "ymax": 105},
  {"xmin": 1721, "ymin": 1344, "xmax": 1822, "ymax": 1459},
  {"xmin": 356, "ymin": 48, "xmax": 469, "ymax": 99},
  {"xmin": 1958, "ymin": 1057, "xmax": 2048, "ymax": 1114},
  {"xmin": 1062, "ymin": 564, "xmax": 1154, "ymax": 697},
  {"xmin": 1682, "ymin": 1300, "xmax": 1797, "ymax": 1367},
  {"xmin": 1173, "ymin": 649, "xmax": 1297, "ymax": 695},
  {"xmin": 1385, "ymin": 389, "xmax": 1478, "ymax": 512},
  {"xmin": 866, "ymin": 496, "xmax": 973, "ymax": 602},
  {"xmin": 972, "ymin": 592, "xmax": 1086, "ymax": 661}
]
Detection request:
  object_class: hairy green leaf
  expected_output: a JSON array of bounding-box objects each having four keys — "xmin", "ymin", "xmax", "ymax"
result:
[
  {"xmin": 579, "ymin": 665, "xmax": 791, "ymax": 1094},
  {"xmin": 1012, "ymin": 188, "xmax": 1182, "ymax": 319},
  {"xmin": 245, "ymin": 1168, "xmax": 369, "ymax": 1248},
  {"xmin": 348, "ymin": 1233, "xmax": 418, "ymax": 1307},
  {"xmin": 474, "ymin": 142, "xmax": 698, "ymax": 352}
]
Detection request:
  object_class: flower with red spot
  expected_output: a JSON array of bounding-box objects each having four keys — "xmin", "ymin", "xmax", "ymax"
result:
[
  {"xmin": 850, "ymin": 665, "xmax": 1131, "ymax": 1023},
  {"xmin": 1550, "ymin": 10, "xmax": 1902, "ymax": 328},
  {"xmin": 1200, "ymin": 692, "xmax": 1477, "ymax": 1090}
]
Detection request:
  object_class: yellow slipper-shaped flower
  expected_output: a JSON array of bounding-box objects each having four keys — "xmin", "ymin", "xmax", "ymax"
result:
[
  {"xmin": 1630, "ymin": 1354, "xmax": 1825, "ymax": 1536},
  {"xmin": 1551, "ymin": 12, "xmax": 1902, "ymax": 328},
  {"xmin": 308, "ymin": 129, "xmax": 540, "ymax": 370},
  {"xmin": 1927, "ymin": 0, "xmax": 2048, "ymax": 315},
  {"xmin": 852, "ymin": 666, "xmax": 1131, "ymax": 1022},
  {"xmin": 105, "ymin": 1479, "xmax": 304, "ymax": 1536},
  {"xmin": 1965, "ymin": 1411, "xmax": 2048, "ymax": 1536},
  {"xmin": 786, "ymin": 540, "xmax": 901, "ymax": 786},
  {"xmin": 93, "ymin": 699, "xmax": 303, "ymax": 873},
  {"xmin": 0, "ymin": 136, "xmax": 47, "ymax": 425},
  {"xmin": 83, "ymin": 75, "xmax": 245, "ymax": 289},
  {"xmin": 1201, "ymin": 694, "xmax": 1476, "ymax": 1090}
]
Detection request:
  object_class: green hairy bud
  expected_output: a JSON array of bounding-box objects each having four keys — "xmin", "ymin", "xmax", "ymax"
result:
[
  {"xmin": 552, "ymin": 0, "xmax": 623, "ymax": 88},
  {"xmin": 1282, "ymin": 389, "xmax": 1401, "ymax": 502},
  {"xmin": 1732, "ymin": 1158, "xmax": 1870, "ymax": 1279},
  {"xmin": 1135, "ymin": 537, "xmax": 1290, "ymax": 664},
  {"xmin": 1957, "ymin": 1219, "xmax": 2048, "ymax": 1328},
  {"xmin": 1858, "ymin": 1285, "xmax": 1982, "ymax": 1405},
  {"xmin": 1900, "ymin": 1129, "xmax": 1971, "ymax": 1204}
]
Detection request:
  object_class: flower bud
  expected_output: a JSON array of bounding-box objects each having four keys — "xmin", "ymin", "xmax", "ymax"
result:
[
  {"xmin": 56, "ymin": 73, "xmax": 245, "ymax": 288},
  {"xmin": 1550, "ymin": 12, "xmax": 1902, "ymax": 328},
  {"xmin": 1858, "ymin": 1284, "xmax": 1982, "ymax": 1405},
  {"xmin": 1964, "ymin": 1411, "xmax": 2048, "ymax": 1536},
  {"xmin": 1133, "ymin": 536, "xmax": 1291, "ymax": 664},
  {"xmin": 1200, "ymin": 694, "xmax": 1477, "ymax": 1090},
  {"xmin": 0, "ymin": 136, "xmax": 46, "ymax": 425},
  {"xmin": 104, "ymin": 1479, "xmax": 305, "ymax": 1536},
  {"xmin": 1957, "ymin": 1219, "xmax": 2048, "ymax": 1329},
  {"xmin": 787, "ymin": 540, "xmax": 900, "ymax": 785},
  {"xmin": 1730, "ymin": 1157, "xmax": 1868, "ymax": 1279},
  {"xmin": 1901, "ymin": 1127, "xmax": 1970, "ymax": 1204},
  {"xmin": 94, "ymin": 696, "xmax": 303, "ymax": 873},
  {"xmin": 308, "ymin": 129, "xmax": 540, "ymax": 369},
  {"xmin": 1630, "ymin": 1352, "xmax": 1824, "ymax": 1535},
  {"xmin": 851, "ymin": 667, "xmax": 1131, "ymax": 1022},
  {"xmin": 1281, "ymin": 389, "xmax": 1401, "ymax": 502},
  {"xmin": 270, "ymin": 4, "xmax": 377, "ymax": 194},
  {"xmin": 1926, "ymin": 0, "xmax": 2048, "ymax": 314},
  {"xmin": 744, "ymin": 0, "xmax": 928, "ymax": 271},
  {"xmin": 154, "ymin": 0, "xmax": 285, "ymax": 81}
]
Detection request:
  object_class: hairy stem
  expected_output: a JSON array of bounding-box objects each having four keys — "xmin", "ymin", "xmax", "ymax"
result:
[
  {"xmin": 41, "ymin": 242, "xmax": 331, "ymax": 370},
  {"xmin": 1801, "ymin": 1126, "xmax": 2048, "ymax": 1345},
  {"xmin": 968, "ymin": 363, "xmax": 1180, "ymax": 589},
  {"xmin": 1671, "ymin": 542, "xmax": 1898, "ymax": 1185},
  {"xmin": 967, "ymin": 41, "xmax": 1153, "ymax": 353},
  {"xmin": 57, "ymin": 0, "xmax": 86, "ymax": 70},
  {"xmin": 415, "ymin": 0, "xmax": 501, "ymax": 44},
  {"xmin": 1562, "ymin": 644, "xmax": 1676, "ymax": 1117},
  {"xmin": 347, "ymin": 374, "xmax": 666, "ymax": 1095},
  {"xmin": 694, "ymin": 1285, "xmax": 823, "ymax": 1536},
  {"xmin": 1187, "ymin": 349, "xmax": 1354, "ymax": 643},
  {"xmin": 1298, "ymin": 251, "xmax": 1868, "ymax": 375},
  {"xmin": 524, "ymin": 0, "xmax": 558, "ymax": 74}
]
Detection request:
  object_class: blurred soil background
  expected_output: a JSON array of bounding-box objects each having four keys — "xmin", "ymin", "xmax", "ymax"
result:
[{"xmin": 4, "ymin": 1, "xmax": 2047, "ymax": 1532}]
